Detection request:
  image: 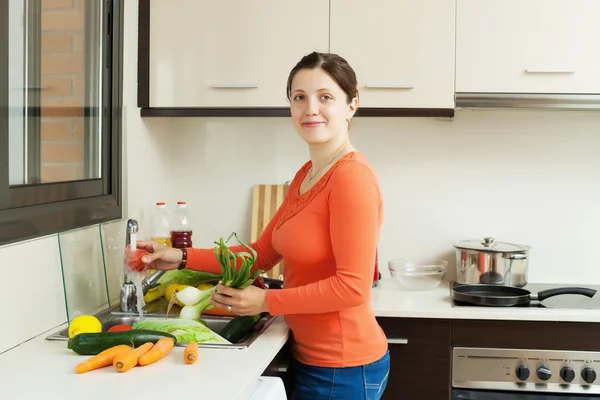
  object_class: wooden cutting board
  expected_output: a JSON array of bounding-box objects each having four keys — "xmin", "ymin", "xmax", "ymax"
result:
[{"xmin": 250, "ymin": 184, "xmax": 289, "ymax": 280}]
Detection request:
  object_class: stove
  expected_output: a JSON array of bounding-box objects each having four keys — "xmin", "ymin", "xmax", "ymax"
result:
[
  {"xmin": 450, "ymin": 282, "xmax": 600, "ymax": 309},
  {"xmin": 450, "ymin": 281, "xmax": 600, "ymax": 398}
]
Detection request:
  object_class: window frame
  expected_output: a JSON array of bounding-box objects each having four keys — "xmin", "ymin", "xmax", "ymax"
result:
[{"xmin": 0, "ymin": 0, "xmax": 123, "ymax": 246}]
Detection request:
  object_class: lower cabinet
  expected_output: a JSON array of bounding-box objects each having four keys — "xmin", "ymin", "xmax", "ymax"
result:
[{"xmin": 377, "ymin": 317, "xmax": 452, "ymax": 400}]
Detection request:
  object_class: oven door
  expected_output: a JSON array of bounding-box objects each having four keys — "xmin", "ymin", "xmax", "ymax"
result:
[{"xmin": 453, "ymin": 388, "xmax": 600, "ymax": 399}]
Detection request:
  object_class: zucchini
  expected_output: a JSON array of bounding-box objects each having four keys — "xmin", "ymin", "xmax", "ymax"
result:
[
  {"xmin": 67, "ymin": 329, "xmax": 177, "ymax": 355},
  {"xmin": 219, "ymin": 314, "xmax": 262, "ymax": 344}
]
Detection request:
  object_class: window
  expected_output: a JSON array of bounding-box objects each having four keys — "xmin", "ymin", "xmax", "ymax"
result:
[{"xmin": 0, "ymin": 0, "xmax": 123, "ymax": 245}]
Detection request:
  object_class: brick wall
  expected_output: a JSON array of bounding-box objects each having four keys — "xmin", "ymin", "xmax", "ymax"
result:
[{"xmin": 40, "ymin": 0, "xmax": 86, "ymax": 183}]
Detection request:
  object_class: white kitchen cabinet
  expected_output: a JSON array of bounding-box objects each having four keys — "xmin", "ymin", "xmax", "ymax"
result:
[
  {"xmin": 456, "ymin": 0, "xmax": 600, "ymax": 94},
  {"xmin": 329, "ymin": 0, "xmax": 456, "ymax": 109},
  {"xmin": 148, "ymin": 0, "xmax": 329, "ymax": 107}
]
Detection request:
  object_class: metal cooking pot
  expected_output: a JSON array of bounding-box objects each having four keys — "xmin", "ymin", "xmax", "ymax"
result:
[{"xmin": 453, "ymin": 237, "xmax": 531, "ymax": 287}]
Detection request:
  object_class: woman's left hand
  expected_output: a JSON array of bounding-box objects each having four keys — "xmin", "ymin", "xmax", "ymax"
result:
[{"xmin": 210, "ymin": 283, "xmax": 269, "ymax": 316}]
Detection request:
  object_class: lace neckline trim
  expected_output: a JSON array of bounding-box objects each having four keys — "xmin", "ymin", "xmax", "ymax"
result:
[{"xmin": 275, "ymin": 151, "xmax": 358, "ymax": 230}]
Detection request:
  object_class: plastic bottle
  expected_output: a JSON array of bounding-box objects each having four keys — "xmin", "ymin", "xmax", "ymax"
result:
[
  {"xmin": 170, "ymin": 201, "xmax": 193, "ymax": 248},
  {"xmin": 151, "ymin": 202, "xmax": 172, "ymax": 247}
]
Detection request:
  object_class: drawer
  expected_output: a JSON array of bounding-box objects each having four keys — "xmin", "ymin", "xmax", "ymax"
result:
[
  {"xmin": 378, "ymin": 317, "xmax": 451, "ymax": 350},
  {"xmin": 453, "ymin": 320, "xmax": 600, "ymax": 351}
]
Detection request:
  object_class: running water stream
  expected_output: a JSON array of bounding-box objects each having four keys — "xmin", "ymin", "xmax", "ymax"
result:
[{"xmin": 126, "ymin": 232, "xmax": 145, "ymax": 320}]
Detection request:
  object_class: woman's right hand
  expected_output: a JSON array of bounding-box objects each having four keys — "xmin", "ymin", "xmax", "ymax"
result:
[{"xmin": 135, "ymin": 240, "xmax": 183, "ymax": 271}]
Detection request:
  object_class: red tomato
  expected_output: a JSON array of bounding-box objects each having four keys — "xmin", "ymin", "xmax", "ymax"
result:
[
  {"xmin": 125, "ymin": 248, "xmax": 149, "ymax": 272},
  {"xmin": 107, "ymin": 324, "xmax": 133, "ymax": 332},
  {"xmin": 251, "ymin": 276, "xmax": 266, "ymax": 290}
]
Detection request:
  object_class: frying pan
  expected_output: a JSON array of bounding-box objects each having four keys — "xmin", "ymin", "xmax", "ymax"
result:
[{"xmin": 452, "ymin": 284, "xmax": 597, "ymax": 307}]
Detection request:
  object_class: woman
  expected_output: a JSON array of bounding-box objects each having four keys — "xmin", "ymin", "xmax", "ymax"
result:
[{"xmin": 137, "ymin": 52, "xmax": 390, "ymax": 400}]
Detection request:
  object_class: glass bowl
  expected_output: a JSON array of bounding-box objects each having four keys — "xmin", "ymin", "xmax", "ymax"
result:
[{"xmin": 388, "ymin": 258, "xmax": 448, "ymax": 290}]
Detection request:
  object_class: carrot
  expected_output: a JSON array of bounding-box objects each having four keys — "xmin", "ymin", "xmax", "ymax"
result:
[
  {"xmin": 184, "ymin": 342, "xmax": 199, "ymax": 364},
  {"xmin": 113, "ymin": 342, "xmax": 154, "ymax": 373},
  {"xmin": 138, "ymin": 338, "xmax": 175, "ymax": 366},
  {"xmin": 75, "ymin": 344, "xmax": 131, "ymax": 374}
]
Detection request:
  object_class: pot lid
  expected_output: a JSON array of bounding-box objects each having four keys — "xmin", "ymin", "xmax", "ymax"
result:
[{"xmin": 453, "ymin": 237, "xmax": 531, "ymax": 253}]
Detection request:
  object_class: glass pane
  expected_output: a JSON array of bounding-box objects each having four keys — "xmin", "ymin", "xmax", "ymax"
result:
[
  {"xmin": 100, "ymin": 218, "xmax": 128, "ymax": 306},
  {"xmin": 58, "ymin": 224, "xmax": 110, "ymax": 321},
  {"xmin": 8, "ymin": 0, "xmax": 104, "ymax": 185}
]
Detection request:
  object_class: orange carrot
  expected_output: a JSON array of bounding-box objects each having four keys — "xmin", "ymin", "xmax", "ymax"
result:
[
  {"xmin": 183, "ymin": 342, "xmax": 199, "ymax": 364},
  {"xmin": 75, "ymin": 344, "xmax": 131, "ymax": 374},
  {"xmin": 113, "ymin": 342, "xmax": 154, "ymax": 373},
  {"xmin": 138, "ymin": 338, "xmax": 175, "ymax": 366}
]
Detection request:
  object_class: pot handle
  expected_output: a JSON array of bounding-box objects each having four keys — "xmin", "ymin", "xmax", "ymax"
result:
[
  {"xmin": 533, "ymin": 287, "xmax": 597, "ymax": 302},
  {"xmin": 502, "ymin": 252, "xmax": 528, "ymax": 260}
]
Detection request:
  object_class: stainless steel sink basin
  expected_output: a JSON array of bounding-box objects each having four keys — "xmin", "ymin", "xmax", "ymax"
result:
[{"xmin": 46, "ymin": 300, "xmax": 277, "ymax": 350}]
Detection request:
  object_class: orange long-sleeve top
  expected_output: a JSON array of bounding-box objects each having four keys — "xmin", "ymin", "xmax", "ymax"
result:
[{"xmin": 186, "ymin": 151, "xmax": 388, "ymax": 367}]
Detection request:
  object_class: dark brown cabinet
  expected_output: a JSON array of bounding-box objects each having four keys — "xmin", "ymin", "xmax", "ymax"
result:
[{"xmin": 377, "ymin": 317, "xmax": 452, "ymax": 400}]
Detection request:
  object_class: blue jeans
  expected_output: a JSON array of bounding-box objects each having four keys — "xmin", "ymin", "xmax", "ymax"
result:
[{"xmin": 287, "ymin": 350, "xmax": 390, "ymax": 400}]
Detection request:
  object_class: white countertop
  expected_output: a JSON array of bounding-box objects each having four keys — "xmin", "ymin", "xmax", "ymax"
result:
[
  {"xmin": 4, "ymin": 279, "xmax": 600, "ymax": 400},
  {"xmin": 371, "ymin": 279, "xmax": 600, "ymax": 322},
  {"xmin": 0, "ymin": 316, "xmax": 289, "ymax": 400}
]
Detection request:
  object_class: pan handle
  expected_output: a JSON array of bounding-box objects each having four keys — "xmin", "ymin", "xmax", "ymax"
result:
[{"xmin": 533, "ymin": 287, "xmax": 597, "ymax": 302}]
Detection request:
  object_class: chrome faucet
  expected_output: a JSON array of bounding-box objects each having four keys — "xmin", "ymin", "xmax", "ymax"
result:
[{"xmin": 119, "ymin": 218, "xmax": 167, "ymax": 313}]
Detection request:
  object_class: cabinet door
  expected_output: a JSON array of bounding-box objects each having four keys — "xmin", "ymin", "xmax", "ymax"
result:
[
  {"xmin": 330, "ymin": 0, "xmax": 455, "ymax": 109},
  {"xmin": 148, "ymin": 0, "xmax": 329, "ymax": 107},
  {"xmin": 378, "ymin": 318, "xmax": 451, "ymax": 400},
  {"xmin": 456, "ymin": 0, "xmax": 600, "ymax": 94}
]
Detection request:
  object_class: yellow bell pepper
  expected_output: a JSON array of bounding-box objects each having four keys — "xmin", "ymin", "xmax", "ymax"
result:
[{"xmin": 197, "ymin": 283, "xmax": 215, "ymax": 291}]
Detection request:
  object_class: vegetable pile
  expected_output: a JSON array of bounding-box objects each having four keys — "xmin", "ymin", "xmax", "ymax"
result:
[
  {"xmin": 68, "ymin": 232, "xmax": 271, "ymax": 375},
  {"xmin": 69, "ymin": 329, "xmax": 182, "ymax": 374},
  {"xmin": 68, "ymin": 322, "xmax": 213, "ymax": 374}
]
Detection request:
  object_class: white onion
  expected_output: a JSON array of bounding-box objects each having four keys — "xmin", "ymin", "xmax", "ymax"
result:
[{"xmin": 176, "ymin": 287, "xmax": 203, "ymax": 306}]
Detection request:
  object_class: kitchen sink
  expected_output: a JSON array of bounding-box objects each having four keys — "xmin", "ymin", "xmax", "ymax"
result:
[{"xmin": 46, "ymin": 300, "xmax": 277, "ymax": 350}]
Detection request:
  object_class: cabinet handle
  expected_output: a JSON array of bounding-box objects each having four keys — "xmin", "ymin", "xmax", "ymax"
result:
[
  {"xmin": 211, "ymin": 84, "xmax": 259, "ymax": 89},
  {"xmin": 365, "ymin": 84, "xmax": 414, "ymax": 90},
  {"xmin": 525, "ymin": 69, "xmax": 575, "ymax": 74},
  {"xmin": 387, "ymin": 338, "xmax": 409, "ymax": 345}
]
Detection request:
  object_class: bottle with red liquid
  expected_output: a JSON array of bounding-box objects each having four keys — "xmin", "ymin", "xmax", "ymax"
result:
[
  {"xmin": 372, "ymin": 248, "xmax": 381, "ymax": 288},
  {"xmin": 170, "ymin": 201, "xmax": 193, "ymax": 249}
]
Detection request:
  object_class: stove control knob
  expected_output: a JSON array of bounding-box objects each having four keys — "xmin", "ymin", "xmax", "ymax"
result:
[
  {"xmin": 515, "ymin": 365, "xmax": 530, "ymax": 381},
  {"xmin": 537, "ymin": 366, "xmax": 552, "ymax": 381},
  {"xmin": 560, "ymin": 367, "xmax": 575, "ymax": 383},
  {"xmin": 582, "ymin": 368, "xmax": 597, "ymax": 384}
]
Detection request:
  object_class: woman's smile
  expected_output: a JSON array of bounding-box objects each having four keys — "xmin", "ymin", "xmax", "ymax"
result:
[{"xmin": 302, "ymin": 121, "xmax": 325, "ymax": 128}]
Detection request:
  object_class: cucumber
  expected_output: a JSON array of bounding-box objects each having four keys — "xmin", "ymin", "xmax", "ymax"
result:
[
  {"xmin": 219, "ymin": 314, "xmax": 262, "ymax": 344},
  {"xmin": 67, "ymin": 329, "xmax": 177, "ymax": 355}
]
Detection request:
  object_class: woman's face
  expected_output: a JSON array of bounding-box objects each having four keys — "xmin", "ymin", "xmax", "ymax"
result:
[{"xmin": 289, "ymin": 68, "xmax": 357, "ymax": 146}]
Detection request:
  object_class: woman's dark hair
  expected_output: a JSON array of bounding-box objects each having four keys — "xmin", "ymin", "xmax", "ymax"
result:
[{"xmin": 286, "ymin": 52, "xmax": 359, "ymax": 105}]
